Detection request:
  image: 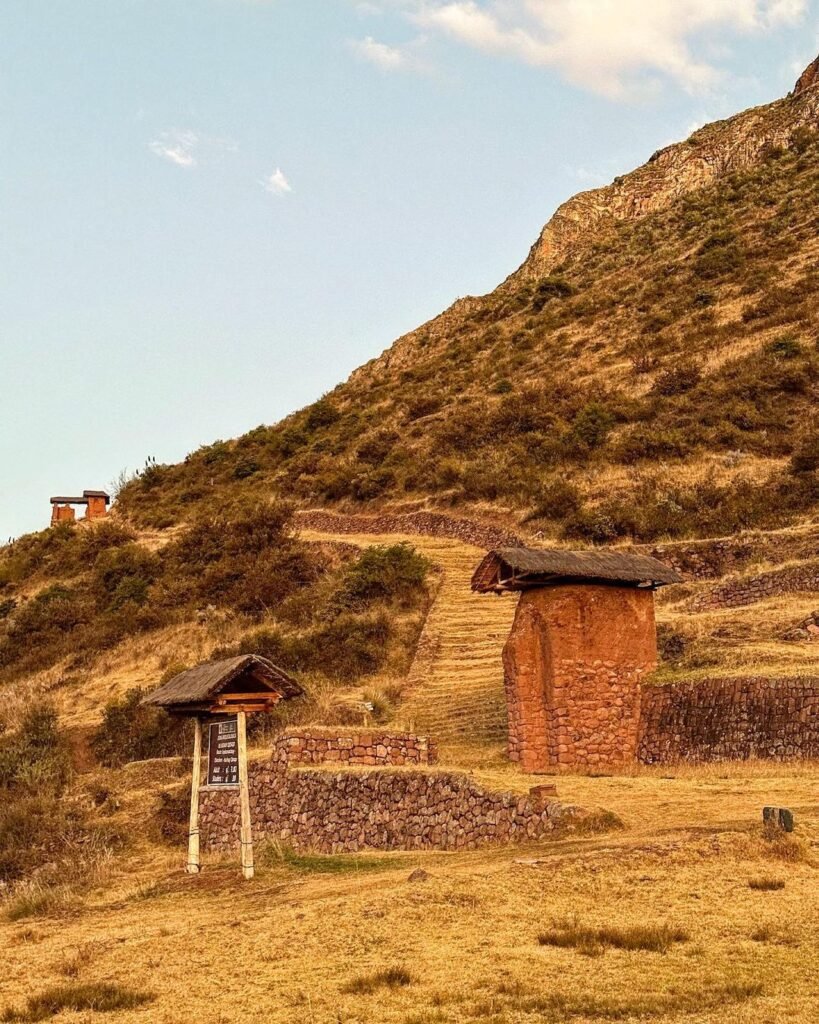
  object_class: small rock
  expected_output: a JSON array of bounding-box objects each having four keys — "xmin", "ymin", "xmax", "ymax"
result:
[
  {"xmin": 763, "ymin": 806, "xmax": 795, "ymax": 833},
  {"xmin": 407, "ymin": 868, "xmax": 430, "ymax": 882}
]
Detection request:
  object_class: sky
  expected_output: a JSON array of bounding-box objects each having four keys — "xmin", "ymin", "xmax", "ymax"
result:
[{"xmin": 1, "ymin": 0, "xmax": 817, "ymax": 540}]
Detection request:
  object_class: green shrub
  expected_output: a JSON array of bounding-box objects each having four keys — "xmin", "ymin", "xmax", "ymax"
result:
[
  {"xmin": 0, "ymin": 704, "xmax": 71, "ymax": 794},
  {"xmin": 336, "ymin": 544, "xmax": 430, "ymax": 608},
  {"xmin": 90, "ymin": 688, "xmax": 192, "ymax": 767},
  {"xmin": 532, "ymin": 276, "xmax": 575, "ymax": 311},
  {"xmin": 568, "ymin": 402, "xmax": 614, "ymax": 451},
  {"xmin": 525, "ymin": 479, "xmax": 582, "ymax": 522}
]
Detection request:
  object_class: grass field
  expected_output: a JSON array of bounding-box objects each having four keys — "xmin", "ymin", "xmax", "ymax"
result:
[{"xmin": 1, "ymin": 757, "xmax": 817, "ymax": 1024}]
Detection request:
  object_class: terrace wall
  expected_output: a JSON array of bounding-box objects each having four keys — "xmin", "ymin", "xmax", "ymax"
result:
[
  {"xmin": 638, "ymin": 676, "xmax": 819, "ymax": 763},
  {"xmin": 294, "ymin": 509, "xmax": 521, "ymax": 550},
  {"xmin": 199, "ymin": 765, "xmax": 583, "ymax": 853},
  {"xmin": 271, "ymin": 729, "xmax": 437, "ymax": 767}
]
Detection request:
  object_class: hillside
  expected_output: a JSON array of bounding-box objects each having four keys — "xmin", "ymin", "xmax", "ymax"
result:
[{"xmin": 117, "ymin": 59, "xmax": 819, "ymax": 545}]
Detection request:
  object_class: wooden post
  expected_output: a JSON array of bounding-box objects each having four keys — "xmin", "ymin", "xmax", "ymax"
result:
[
  {"xmin": 186, "ymin": 717, "xmax": 202, "ymax": 874},
  {"xmin": 237, "ymin": 710, "xmax": 254, "ymax": 880}
]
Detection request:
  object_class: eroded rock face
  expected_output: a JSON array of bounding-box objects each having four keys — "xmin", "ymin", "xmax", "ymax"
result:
[
  {"xmin": 349, "ymin": 55, "xmax": 819, "ymax": 383},
  {"xmin": 517, "ymin": 64, "xmax": 819, "ymax": 280},
  {"xmin": 793, "ymin": 56, "xmax": 819, "ymax": 96},
  {"xmin": 503, "ymin": 584, "xmax": 657, "ymax": 772}
]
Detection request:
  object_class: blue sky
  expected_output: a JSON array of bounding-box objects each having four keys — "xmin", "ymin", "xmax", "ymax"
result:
[{"xmin": 1, "ymin": 0, "xmax": 817, "ymax": 539}]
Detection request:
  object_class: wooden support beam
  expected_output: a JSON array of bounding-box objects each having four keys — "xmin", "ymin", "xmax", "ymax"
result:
[
  {"xmin": 186, "ymin": 717, "xmax": 202, "ymax": 874},
  {"xmin": 237, "ymin": 711, "xmax": 254, "ymax": 880}
]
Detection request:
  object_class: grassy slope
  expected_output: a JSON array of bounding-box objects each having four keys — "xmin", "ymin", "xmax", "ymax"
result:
[{"xmin": 116, "ymin": 115, "xmax": 819, "ymax": 544}]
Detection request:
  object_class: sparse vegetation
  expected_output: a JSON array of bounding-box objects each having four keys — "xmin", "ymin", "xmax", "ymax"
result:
[
  {"xmin": 2, "ymin": 983, "xmax": 154, "ymax": 1022},
  {"xmin": 342, "ymin": 966, "xmax": 414, "ymax": 995},
  {"xmin": 90, "ymin": 688, "xmax": 191, "ymax": 767},
  {"xmin": 537, "ymin": 920, "xmax": 688, "ymax": 956},
  {"xmin": 748, "ymin": 876, "xmax": 786, "ymax": 891}
]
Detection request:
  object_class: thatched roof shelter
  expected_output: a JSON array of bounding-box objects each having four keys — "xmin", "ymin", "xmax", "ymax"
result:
[
  {"xmin": 471, "ymin": 547, "xmax": 683, "ymax": 594},
  {"xmin": 141, "ymin": 654, "xmax": 303, "ymax": 716}
]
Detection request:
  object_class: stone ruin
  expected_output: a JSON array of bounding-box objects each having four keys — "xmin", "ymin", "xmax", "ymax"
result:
[
  {"xmin": 50, "ymin": 489, "xmax": 110, "ymax": 526},
  {"xmin": 472, "ymin": 546, "xmax": 682, "ymax": 773}
]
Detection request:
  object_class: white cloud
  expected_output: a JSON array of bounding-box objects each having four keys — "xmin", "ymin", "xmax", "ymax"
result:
[
  {"xmin": 262, "ymin": 167, "xmax": 292, "ymax": 195},
  {"xmin": 353, "ymin": 34, "xmax": 409, "ymax": 69},
  {"xmin": 149, "ymin": 130, "xmax": 199, "ymax": 167},
  {"xmin": 409, "ymin": 0, "xmax": 808, "ymax": 97}
]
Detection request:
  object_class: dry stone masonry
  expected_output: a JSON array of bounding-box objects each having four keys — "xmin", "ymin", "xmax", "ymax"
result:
[
  {"xmin": 271, "ymin": 729, "xmax": 438, "ymax": 767},
  {"xmin": 638, "ymin": 676, "xmax": 819, "ymax": 763},
  {"xmin": 503, "ymin": 585, "xmax": 657, "ymax": 771},
  {"xmin": 295, "ymin": 509, "xmax": 522, "ymax": 550},
  {"xmin": 199, "ymin": 763, "xmax": 585, "ymax": 854},
  {"xmin": 688, "ymin": 561, "xmax": 819, "ymax": 612}
]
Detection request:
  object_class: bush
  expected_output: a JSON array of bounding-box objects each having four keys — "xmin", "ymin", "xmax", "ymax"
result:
[
  {"xmin": 335, "ymin": 544, "xmax": 430, "ymax": 608},
  {"xmin": 90, "ymin": 545, "xmax": 159, "ymax": 612},
  {"xmin": 525, "ymin": 479, "xmax": 582, "ymax": 522},
  {"xmin": 0, "ymin": 586, "xmax": 93, "ymax": 672},
  {"xmin": 652, "ymin": 363, "xmax": 702, "ymax": 396},
  {"xmin": 789, "ymin": 434, "xmax": 819, "ymax": 475},
  {"xmin": 220, "ymin": 610, "xmax": 393, "ymax": 683},
  {"xmin": 90, "ymin": 688, "xmax": 192, "ymax": 767},
  {"xmin": 0, "ymin": 704, "xmax": 71, "ymax": 794},
  {"xmin": 532, "ymin": 276, "xmax": 575, "ymax": 311}
]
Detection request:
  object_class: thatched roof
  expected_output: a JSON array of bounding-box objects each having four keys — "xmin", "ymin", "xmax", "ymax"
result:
[
  {"xmin": 471, "ymin": 547, "xmax": 683, "ymax": 593},
  {"xmin": 49, "ymin": 490, "xmax": 110, "ymax": 505},
  {"xmin": 141, "ymin": 654, "xmax": 303, "ymax": 711}
]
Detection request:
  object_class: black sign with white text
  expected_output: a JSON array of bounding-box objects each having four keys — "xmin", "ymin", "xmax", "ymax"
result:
[{"xmin": 207, "ymin": 717, "xmax": 239, "ymax": 787}]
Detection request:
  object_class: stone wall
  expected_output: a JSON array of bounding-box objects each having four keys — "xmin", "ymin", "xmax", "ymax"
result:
[
  {"xmin": 638, "ymin": 676, "xmax": 819, "ymax": 763},
  {"xmin": 271, "ymin": 729, "xmax": 437, "ymax": 767},
  {"xmin": 199, "ymin": 764, "xmax": 583, "ymax": 854},
  {"xmin": 50, "ymin": 505, "xmax": 76, "ymax": 525},
  {"xmin": 502, "ymin": 584, "xmax": 656, "ymax": 772},
  {"xmin": 687, "ymin": 561, "xmax": 819, "ymax": 611},
  {"xmin": 294, "ymin": 509, "xmax": 522, "ymax": 550}
]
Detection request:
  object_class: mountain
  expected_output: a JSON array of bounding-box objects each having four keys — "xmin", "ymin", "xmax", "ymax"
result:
[{"xmin": 120, "ymin": 60, "xmax": 819, "ymax": 544}]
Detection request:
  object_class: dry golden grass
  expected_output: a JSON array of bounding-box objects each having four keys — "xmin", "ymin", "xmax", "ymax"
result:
[{"xmin": 1, "ymin": 757, "xmax": 817, "ymax": 1023}]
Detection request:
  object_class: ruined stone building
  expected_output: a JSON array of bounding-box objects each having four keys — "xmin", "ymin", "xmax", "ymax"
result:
[
  {"xmin": 472, "ymin": 547, "xmax": 682, "ymax": 772},
  {"xmin": 50, "ymin": 490, "xmax": 110, "ymax": 526}
]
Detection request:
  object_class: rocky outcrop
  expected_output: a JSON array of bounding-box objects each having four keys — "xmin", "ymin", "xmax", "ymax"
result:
[
  {"xmin": 793, "ymin": 56, "xmax": 819, "ymax": 96},
  {"xmin": 515, "ymin": 62, "xmax": 819, "ymax": 280},
  {"xmin": 348, "ymin": 57, "xmax": 819, "ymax": 381}
]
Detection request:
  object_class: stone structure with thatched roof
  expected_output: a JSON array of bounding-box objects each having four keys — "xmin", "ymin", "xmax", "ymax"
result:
[{"xmin": 473, "ymin": 547, "xmax": 682, "ymax": 772}]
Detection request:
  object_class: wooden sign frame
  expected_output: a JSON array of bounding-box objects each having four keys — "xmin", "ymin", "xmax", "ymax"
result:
[{"xmin": 187, "ymin": 710, "xmax": 254, "ymax": 879}]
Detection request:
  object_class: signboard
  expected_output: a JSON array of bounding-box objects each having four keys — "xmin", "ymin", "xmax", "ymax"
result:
[{"xmin": 207, "ymin": 717, "xmax": 239, "ymax": 787}]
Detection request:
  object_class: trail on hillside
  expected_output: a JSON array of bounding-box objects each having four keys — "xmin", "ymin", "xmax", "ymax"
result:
[{"xmin": 301, "ymin": 530, "xmax": 517, "ymax": 747}]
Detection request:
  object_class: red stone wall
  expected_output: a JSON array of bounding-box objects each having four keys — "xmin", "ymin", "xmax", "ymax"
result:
[
  {"xmin": 503, "ymin": 584, "xmax": 657, "ymax": 772},
  {"xmin": 50, "ymin": 505, "xmax": 76, "ymax": 525},
  {"xmin": 271, "ymin": 729, "xmax": 437, "ymax": 767},
  {"xmin": 85, "ymin": 496, "xmax": 108, "ymax": 520}
]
